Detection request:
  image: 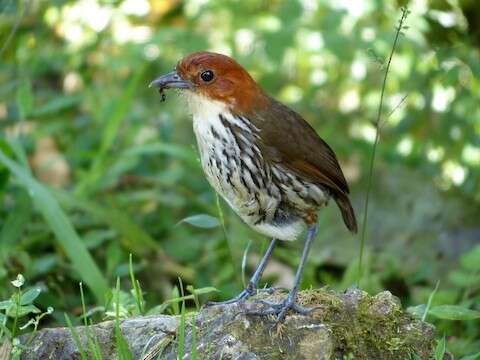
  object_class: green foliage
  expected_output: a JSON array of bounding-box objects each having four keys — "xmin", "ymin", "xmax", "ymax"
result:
[
  {"xmin": 0, "ymin": 146, "xmax": 108, "ymax": 303},
  {"xmin": 0, "ymin": 0, "xmax": 479, "ymax": 358},
  {"xmin": 0, "ymin": 274, "xmax": 52, "ymax": 358},
  {"xmin": 429, "ymin": 305, "xmax": 480, "ymax": 321}
]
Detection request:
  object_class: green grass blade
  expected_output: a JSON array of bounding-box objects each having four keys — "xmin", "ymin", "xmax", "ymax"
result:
[
  {"xmin": 178, "ymin": 304, "xmax": 186, "ymax": 360},
  {"xmin": 434, "ymin": 335, "xmax": 446, "ymax": 360},
  {"xmin": 422, "ymin": 281, "xmax": 440, "ymax": 322},
  {"xmin": 191, "ymin": 317, "xmax": 197, "ymax": 360},
  {"xmin": 0, "ymin": 150, "xmax": 108, "ymax": 303},
  {"xmin": 115, "ymin": 278, "xmax": 133, "ymax": 360},
  {"xmin": 64, "ymin": 313, "xmax": 88, "ymax": 360},
  {"xmin": 129, "ymin": 254, "xmax": 145, "ymax": 315}
]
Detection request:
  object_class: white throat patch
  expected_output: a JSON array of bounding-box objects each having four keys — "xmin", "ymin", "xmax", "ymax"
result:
[{"xmin": 183, "ymin": 91, "xmax": 229, "ymax": 120}]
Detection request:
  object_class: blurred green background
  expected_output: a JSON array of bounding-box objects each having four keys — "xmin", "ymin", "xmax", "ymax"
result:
[{"xmin": 0, "ymin": 0, "xmax": 479, "ymax": 357}]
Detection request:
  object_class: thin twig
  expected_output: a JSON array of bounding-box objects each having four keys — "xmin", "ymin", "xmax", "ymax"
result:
[{"xmin": 357, "ymin": 7, "xmax": 410, "ymax": 285}]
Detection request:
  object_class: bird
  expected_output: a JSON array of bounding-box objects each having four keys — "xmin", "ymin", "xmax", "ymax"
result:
[{"xmin": 150, "ymin": 51, "xmax": 357, "ymax": 323}]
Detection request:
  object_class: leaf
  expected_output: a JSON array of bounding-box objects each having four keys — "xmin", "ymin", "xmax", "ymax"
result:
[
  {"xmin": 8, "ymin": 304, "xmax": 41, "ymax": 317},
  {"xmin": 186, "ymin": 286, "xmax": 219, "ymax": 295},
  {"xmin": 178, "ymin": 214, "xmax": 220, "ymax": 229},
  {"xmin": 21, "ymin": 287, "xmax": 41, "ymax": 305},
  {"xmin": 0, "ymin": 300, "xmax": 12, "ymax": 310},
  {"xmin": 16, "ymin": 79, "xmax": 34, "ymax": 119},
  {"xmin": 434, "ymin": 335, "xmax": 446, "ymax": 360},
  {"xmin": 0, "ymin": 150, "xmax": 108, "ymax": 303},
  {"xmin": 429, "ymin": 305, "xmax": 480, "ymax": 321}
]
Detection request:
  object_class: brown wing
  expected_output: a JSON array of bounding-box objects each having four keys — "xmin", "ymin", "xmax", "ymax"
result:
[{"xmin": 247, "ymin": 97, "xmax": 357, "ymax": 233}]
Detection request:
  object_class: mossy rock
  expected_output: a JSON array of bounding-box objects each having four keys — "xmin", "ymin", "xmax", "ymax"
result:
[{"xmin": 21, "ymin": 288, "xmax": 442, "ymax": 360}]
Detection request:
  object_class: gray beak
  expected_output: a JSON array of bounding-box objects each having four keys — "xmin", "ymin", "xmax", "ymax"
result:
[{"xmin": 149, "ymin": 71, "xmax": 193, "ymax": 89}]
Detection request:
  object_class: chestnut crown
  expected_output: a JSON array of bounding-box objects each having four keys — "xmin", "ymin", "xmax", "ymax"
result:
[{"xmin": 176, "ymin": 51, "xmax": 266, "ymax": 112}]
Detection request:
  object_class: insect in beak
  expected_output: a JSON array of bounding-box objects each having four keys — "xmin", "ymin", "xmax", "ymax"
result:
[{"xmin": 149, "ymin": 71, "xmax": 193, "ymax": 102}]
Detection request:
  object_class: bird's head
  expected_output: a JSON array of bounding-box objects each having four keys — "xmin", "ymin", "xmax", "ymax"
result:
[{"xmin": 150, "ymin": 51, "xmax": 266, "ymax": 114}]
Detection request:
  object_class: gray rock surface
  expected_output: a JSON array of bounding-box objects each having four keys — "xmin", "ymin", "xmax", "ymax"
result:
[{"xmin": 21, "ymin": 288, "xmax": 439, "ymax": 360}]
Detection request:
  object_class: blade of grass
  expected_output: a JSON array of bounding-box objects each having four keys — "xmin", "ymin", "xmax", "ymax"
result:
[
  {"xmin": 0, "ymin": 150, "xmax": 108, "ymax": 303},
  {"xmin": 241, "ymin": 240, "xmax": 252, "ymax": 289},
  {"xmin": 177, "ymin": 278, "xmax": 186, "ymax": 360},
  {"xmin": 115, "ymin": 278, "xmax": 133, "ymax": 360},
  {"xmin": 79, "ymin": 282, "xmax": 103, "ymax": 359},
  {"xmin": 422, "ymin": 280, "xmax": 440, "ymax": 322},
  {"xmin": 358, "ymin": 6, "xmax": 410, "ymax": 286},
  {"xmin": 191, "ymin": 318, "xmax": 198, "ymax": 360},
  {"xmin": 129, "ymin": 254, "xmax": 145, "ymax": 315},
  {"xmin": 64, "ymin": 313, "xmax": 88, "ymax": 360}
]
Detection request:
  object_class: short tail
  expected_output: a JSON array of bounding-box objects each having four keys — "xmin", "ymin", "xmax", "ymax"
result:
[{"xmin": 335, "ymin": 194, "xmax": 357, "ymax": 233}]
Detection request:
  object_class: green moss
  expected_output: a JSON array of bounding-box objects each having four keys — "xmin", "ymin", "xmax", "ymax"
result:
[{"xmin": 234, "ymin": 289, "xmax": 435, "ymax": 360}]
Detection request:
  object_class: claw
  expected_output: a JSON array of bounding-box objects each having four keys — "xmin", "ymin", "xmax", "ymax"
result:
[{"xmin": 243, "ymin": 297, "xmax": 316, "ymax": 325}]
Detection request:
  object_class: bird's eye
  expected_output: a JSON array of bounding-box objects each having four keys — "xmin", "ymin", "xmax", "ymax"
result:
[{"xmin": 200, "ymin": 70, "xmax": 214, "ymax": 82}]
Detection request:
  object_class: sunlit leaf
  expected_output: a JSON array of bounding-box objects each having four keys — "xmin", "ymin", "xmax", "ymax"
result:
[
  {"xmin": 20, "ymin": 287, "xmax": 41, "ymax": 305},
  {"xmin": 178, "ymin": 214, "xmax": 220, "ymax": 229}
]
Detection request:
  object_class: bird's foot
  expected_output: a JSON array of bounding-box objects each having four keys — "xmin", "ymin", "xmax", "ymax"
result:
[{"xmin": 245, "ymin": 297, "xmax": 316, "ymax": 324}]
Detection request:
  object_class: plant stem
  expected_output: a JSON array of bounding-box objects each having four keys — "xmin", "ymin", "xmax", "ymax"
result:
[{"xmin": 358, "ymin": 7, "xmax": 410, "ymax": 286}]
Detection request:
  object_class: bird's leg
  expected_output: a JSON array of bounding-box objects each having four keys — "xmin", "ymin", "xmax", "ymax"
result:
[
  {"xmin": 205, "ymin": 239, "xmax": 277, "ymax": 306},
  {"xmin": 246, "ymin": 224, "xmax": 319, "ymax": 323}
]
